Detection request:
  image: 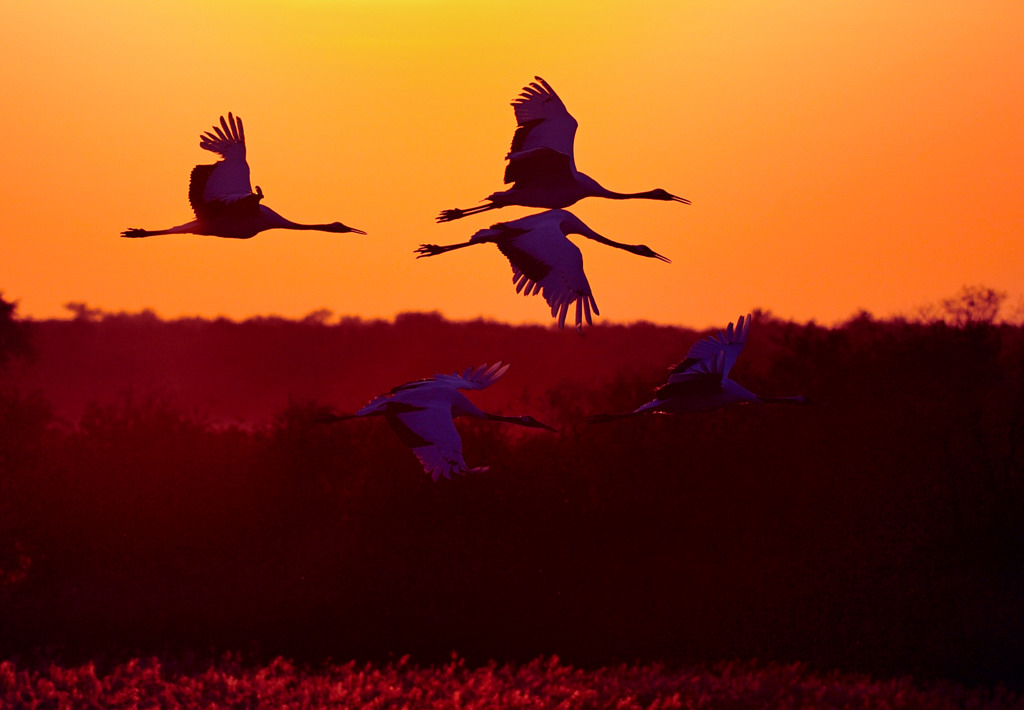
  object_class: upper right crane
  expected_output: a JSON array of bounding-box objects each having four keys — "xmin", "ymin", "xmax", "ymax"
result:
[{"xmin": 437, "ymin": 76, "xmax": 690, "ymax": 222}]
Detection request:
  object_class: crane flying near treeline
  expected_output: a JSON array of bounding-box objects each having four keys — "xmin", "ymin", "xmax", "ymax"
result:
[
  {"xmin": 589, "ymin": 314, "xmax": 808, "ymax": 421},
  {"xmin": 437, "ymin": 76, "xmax": 690, "ymax": 222},
  {"xmin": 416, "ymin": 208, "xmax": 670, "ymax": 330},
  {"xmin": 317, "ymin": 362, "xmax": 555, "ymax": 481},
  {"xmin": 121, "ymin": 113, "xmax": 365, "ymax": 240}
]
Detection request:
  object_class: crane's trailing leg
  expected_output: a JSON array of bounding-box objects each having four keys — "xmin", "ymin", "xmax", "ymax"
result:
[
  {"xmin": 436, "ymin": 203, "xmax": 499, "ymax": 223},
  {"xmin": 414, "ymin": 242, "xmax": 474, "ymax": 258}
]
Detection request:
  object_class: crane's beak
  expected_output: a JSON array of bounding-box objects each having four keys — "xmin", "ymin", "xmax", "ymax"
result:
[
  {"xmin": 348, "ymin": 227, "xmax": 367, "ymax": 235},
  {"xmin": 670, "ymin": 194, "xmax": 691, "ymax": 205},
  {"xmin": 653, "ymin": 252, "xmax": 672, "ymax": 263}
]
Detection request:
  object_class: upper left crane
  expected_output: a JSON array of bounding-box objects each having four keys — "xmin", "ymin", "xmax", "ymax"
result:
[{"xmin": 121, "ymin": 113, "xmax": 365, "ymax": 240}]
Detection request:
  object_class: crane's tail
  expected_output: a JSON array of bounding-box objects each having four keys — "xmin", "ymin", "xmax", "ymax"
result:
[{"xmin": 312, "ymin": 411, "xmax": 359, "ymax": 425}]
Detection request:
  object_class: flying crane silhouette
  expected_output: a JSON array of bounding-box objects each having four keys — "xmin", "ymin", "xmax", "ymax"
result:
[
  {"xmin": 121, "ymin": 113, "xmax": 365, "ymax": 239},
  {"xmin": 416, "ymin": 208, "xmax": 670, "ymax": 330},
  {"xmin": 437, "ymin": 76, "xmax": 690, "ymax": 222},
  {"xmin": 589, "ymin": 314, "xmax": 808, "ymax": 421},
  {"xmin": 317, "ymin": 362, "xmax": 556, "ymax": 481}
]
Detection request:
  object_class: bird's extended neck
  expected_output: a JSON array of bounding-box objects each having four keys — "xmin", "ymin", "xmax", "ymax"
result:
[
  {"xmin": 487, "ymin": 413, "xmax": 527, "ymax": 425},
  {"xmin": 484, "ymin": 412, "xmax": 556, "ymax": 431},
  {"xmin": 567, "ymin": 222, "xmax": 670, "ymax": 261},
  {"xmin": 258, "ymin": 206, "xmax": 308, "ymax": 230},
  {"xmin": 602, "ymin": 188, "xmax": 658, "ymax": 200},
  {"xmin": 756, "ymin": 395, "xmax": 808, "ymax": 405},
  {"xmin": 588, "ymin": 182, "xmax": 691, "ymax": 205},
  {"xmin": 258, "ymin": 206, "xmax": 364, "ymax": 234}
]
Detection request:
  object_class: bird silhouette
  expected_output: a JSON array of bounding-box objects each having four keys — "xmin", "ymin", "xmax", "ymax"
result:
[
  {"xmin": 416, "ymin": 208, "xmax": 670, "ymax": 330},
  {"xmin": 589, "ymin": 314, "xmax": 808, "ymax": 421},
  {"xmin": 317, "ymin": 362, "xmax": 555, "ymax": 481},
  {"xmin": 437, "ymin": 76, "xmax": 690, "ymax": 222},
  {"xmin": 121, "ymin": 113, "xmax": 365, "ymax": 239}
]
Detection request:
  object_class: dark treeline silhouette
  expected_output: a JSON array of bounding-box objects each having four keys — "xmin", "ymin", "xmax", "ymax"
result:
[
  {"xmin": 1, "ymin": 304, "xmax": 1023, "ymax": 689},
  {"xmin": 2, "ymin": 308, "xmax": 687, "ymax": 425}
]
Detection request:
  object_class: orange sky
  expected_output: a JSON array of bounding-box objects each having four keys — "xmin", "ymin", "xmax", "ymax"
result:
[{"xmin": 2, "ymin": 1, "xmax": 1022, "ymax": 328}]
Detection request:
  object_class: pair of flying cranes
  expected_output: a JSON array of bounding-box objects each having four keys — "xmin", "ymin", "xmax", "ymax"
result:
[{"xmin": 122, "ymin": 77, "xmax": 806, "ymax": 481}]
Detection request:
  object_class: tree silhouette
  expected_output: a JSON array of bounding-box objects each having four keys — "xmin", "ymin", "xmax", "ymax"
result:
[
  {"xmin": 941, "ymin": 285, "xmax": 1006, "ymax": 326},
  {"xmin": 0, "ymin": 293, "xmax": 32, "ymax": 366}
]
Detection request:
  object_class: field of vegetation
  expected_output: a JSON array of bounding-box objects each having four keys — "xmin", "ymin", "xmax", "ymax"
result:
[
  {"xmin": 1, "ymin": 291, "xmax": 1022, "ymax": 700},
  {"xmin": 3, "ymin": 655, "xmax": 1021, "ymax": 709}
]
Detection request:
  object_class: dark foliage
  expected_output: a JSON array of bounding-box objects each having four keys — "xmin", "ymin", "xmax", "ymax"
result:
[
  {"xmin": 1, "ymin": 310, "xmax": 1022, "ymax": 689},
  {"xmin": 0, "ymin": 293, "xmax": 32, "ymax": 368},
  {"xmin": 4, "ymin": 656, "xmax": 1020, "ymax": 709}
]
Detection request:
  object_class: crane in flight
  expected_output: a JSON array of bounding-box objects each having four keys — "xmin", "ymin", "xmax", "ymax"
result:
[
  {"xmin": 121, "ymin": 113, "xmax": 365, "ymax": 239},
  {"xmin": 437, "ymin": 76, "xmax": 690, "ymax": 222},
  {"xmin": 589, "ymin": 314, "xmax": 808, "ymax": 421},
  {"xmin": 317, "ymin": 362, "xmax": 555, "ymax": 481},
  {"xmin": 416, "ymin": 209, "xmax": 670, "ymax": 330}
]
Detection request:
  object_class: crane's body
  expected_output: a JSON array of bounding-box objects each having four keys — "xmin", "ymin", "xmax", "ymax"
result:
[
  {"xmin": 320, "ymin": 363, "xmax": 555, "ymax": 481},
  {"xmin": 590, "ymin": 314, "xmax": 808, "ymax": 421},
  {"xmin": 121, "ymin": 113, "xmax": 364, "ymax": 239},
  {"xmin": 438, "ymin": 77, "xmax": 689, "ymax": 222},
  {"xmin": 416, "ymin": 209, "xmax": 669, "ymax": 330}
]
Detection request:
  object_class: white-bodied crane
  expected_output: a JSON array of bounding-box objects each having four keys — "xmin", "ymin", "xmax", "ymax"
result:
[
  {"xmin": 437, "ymin": 76, "xmax": 690, "ymax": 222},
  {"xmin": 318, "ymin": 362, "xmax": 555, "ymax": 481},
  {"xmin": 416, "ymin": 208, "xmax": 670, "ymax": 330},
  {"xmin": 589, "ymin": 314, "xmax": 808, "ymax": 421},
  {"xmin": 121, "ymin": 113, "xmax": 365, "ymax": 240}
]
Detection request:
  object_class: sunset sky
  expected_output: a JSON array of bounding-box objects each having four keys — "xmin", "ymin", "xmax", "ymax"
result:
[{"xmin": 2, "ymin": 1, "xmax": 1022, "ymax": 329}]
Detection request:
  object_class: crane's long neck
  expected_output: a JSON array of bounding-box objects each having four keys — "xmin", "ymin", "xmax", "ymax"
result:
[
  {"xmin": 486, "ymin": 413, "xmax": 527, "ymax": 425},
  {"xmin": 572, "ymin": 224, "xmax": 642, "ymax": 253},
  {"xmin": 277, "ymin": 219, "xmax": 338, "ymax": 231},
  {"xmin": 585, "ymin": 180, "xmax": 689, "ymax": 205},
  {"xmin": 484, "ymin": 412, "xmax": 553, "ymax": 431},
  {"xmin": 259, "ymin": 206, "xmax": 331, "ymax": 232},
  {"xmin": 582, "ymin": 177, "xmax": 661, "ymax": 201},
  {"xmin": 756, "ymin": 395, "xmax": 808, "ymax": 405},
  {"xmin": 455, "ymin": 403, "xmax": 518, "ymax": 424},
  {"xmin": 599, "ymin": 188, "xmax": 659, "ymax": 200}
]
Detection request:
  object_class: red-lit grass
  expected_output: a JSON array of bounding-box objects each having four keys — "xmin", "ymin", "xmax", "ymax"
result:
[{"xmin": 1, "ymin": 655, "xmax": 1020, "ymax": 709}]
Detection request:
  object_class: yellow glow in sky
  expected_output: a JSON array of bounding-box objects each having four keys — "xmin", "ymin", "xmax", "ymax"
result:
[{"xmin": 2, "ymin": 1, "xmax": 1023, "ymax": 328}]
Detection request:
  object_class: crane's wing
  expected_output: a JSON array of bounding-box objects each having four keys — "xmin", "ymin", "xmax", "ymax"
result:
[
  {"xmin": 487, "ymin": 223, "xmax": 598, "ymax": 330},
  {"xmin": 668, "ymin": 314, "xmax": 751, "ymax": 382},
  {"xmin": 432, "ymin": 362, "xmax": 510, "ymax": 391},
  {"xmin": 505, "ymin": 77, "xmax": 578, "ymax": 186},
  {"xmin": 373, "ymin": 364, "xmax": 508, "ymax": 401},
  {"xmin": 387, "ymin": 405, "xmax": 486, "ymax": 481},
  {"xmin": 590, "ymin": 351, "xmax": 726, "ymax": 422},
  {"xmin": 191, "ymin": 113, "xmax": 254, "ymax": 208},
  {"xmin": 656, "ymin": 350, "xmax": 726, "ymax": 396}
]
